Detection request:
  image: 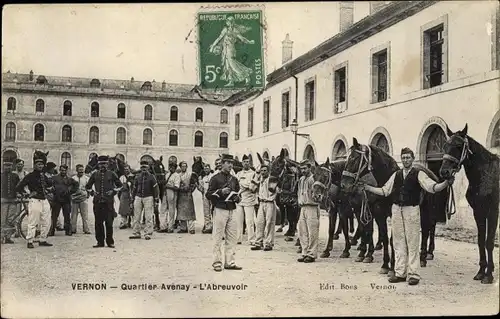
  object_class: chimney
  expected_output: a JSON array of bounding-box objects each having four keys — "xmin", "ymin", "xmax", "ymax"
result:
[
  {"xmin": 29, "ymin": 70, "xmax": 34, "ymax": 81},
  {"xmin": 339, "ymin": 1, "xmax": 354, "ymax": 33},
  {"xmin": 162, "ymin": 80, "xmax": 166, "ymax": 90},
  {"xmin": 282, "ymin": 34, "xmax": 293, "ymax": 65}
]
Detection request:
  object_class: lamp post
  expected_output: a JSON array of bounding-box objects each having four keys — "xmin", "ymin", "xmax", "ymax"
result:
[{"xmin": 290, "ymin": 118, "xmax": 309, "ymax": 161}]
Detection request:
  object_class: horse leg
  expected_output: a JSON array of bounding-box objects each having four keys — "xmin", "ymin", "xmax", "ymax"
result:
[
  {"xmin": 427, "ymin": 221, "xmax": 436, "ymax": 260},
  {"xmin": 420, "ymin": 209, "xmax": 429, "ymax": 268},
  {"xmin": 153, "ymin": 206, "xmax": 160, "ymax": 231},
  {"xmin": 320, "ymin": 207, "xmax": 335, "ymax": 258},
  {"xmin": 388, "ymin": 233, "xmax": 396, "ymax": 278},
  {"xmin": 363, "ymin": 219, "xmax": 375, "ymax": 263},
  {"xmin": 473, "ymin": 211, "xmax": 487, "ymax": 281},
  {"xmin": 377, "ymin": 215, "xmax": 390, "ymax": 273},
  {"xmin": 483, "ymin": 206, "xmax": 499, "ymax": 284},
  {"xmin": 340, "ymin": 213, "xmax": 351, "ymax": 258},
  {"xmin": 355, "ymin": 229, "xmax": 367, "ymax": 262},
  {"xmin": 374, "ymin": 218, "xmax": 383, "ymax": 251},
  {"xmin": 333, "ymin": 209, "xmax": 342, "ymax": 240},
  {"xmin": 351, "ymin": 222, "xmax": 361, "ymax": 246},
  {"xmin": 349, "ymin": 214, "xmax": 355, "ymax": 234}
]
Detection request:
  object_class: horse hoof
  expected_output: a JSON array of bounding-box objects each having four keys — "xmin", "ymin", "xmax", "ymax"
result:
[
  {"xmin": 481, "ymin": 275, "xmax": 494, "ymax": 284},
  {"xmin": 333, "ymin": 234, "xmax": 339, "ymax": 240},
  {"xmin": 374, "ymin": 244, "xmax": 382, "ymax": 251},
  {"xmin": 473, "ymin": 272, "xmax": 486, "ymax": 281},
  {"xmin": 355, "ymin": 256, "xmax": 364, "ymax": 262},
  {"xmin": 284, "ymin": 237, "xmax": 294, "ymax": 242},
  {"xmin": 426, "ymin": 253, "xmax": 434, "ymax": 261},
  {"xmin": 388, "ymin": 270, "xmax": 395, "ymax": 277},
  {"xmin": 379, "ymin": 268, "xmax": 389, "ymax": 275},
  {"xmin": 420, "ymin": 260, "xmax": 427, "ymax": 268},
  {"xmin": 320, "ymin": 251, "xmax": 330, "ymax": 258},
  {"xmin": 363, "ymin": 256, "xmax": 373, "ymax": 263},
  {"xmin": 340, "ymin": 252, "xmax": 350, "ymax": 258}
]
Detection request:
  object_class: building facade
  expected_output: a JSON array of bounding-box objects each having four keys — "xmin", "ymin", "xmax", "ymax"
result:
[
  {"xmin": 2, "ymin": 72, "xmax": 232, "ymax": 172},
  {"xmin": 229, "ymin": 1, "xmax": 500, "ymax": 230}
]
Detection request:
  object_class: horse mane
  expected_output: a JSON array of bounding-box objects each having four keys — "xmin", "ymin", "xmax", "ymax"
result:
[
  {"xmin": 329, "ymin": 160, "xmax": 346, "ymax": 186},
  {"xmin": 465, "ymin": 135, "xmax": 500, "ymax": 165},
  {"xmin": 367, "ymin": 145, "xmax": 399, "ymax": 186}
]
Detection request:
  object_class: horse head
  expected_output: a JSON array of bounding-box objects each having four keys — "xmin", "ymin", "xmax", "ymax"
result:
[
  {"xmin": 33, "ymin": 150, "xmax": 49, "ymax": 166},
  {"xmin": 440, "ymin": 124, "xmax": 471, "ymax": 179},
  {"xmin": 340, "ymin": 137, "xmax": 379, "ymax": 195},
  {"xmin": 151, "ymin": 156, "xmax": 166, "ymax": 181},
  {"xmin": 192, "ymin": 156, "xmax": 205, "ymax": 177},
  {"xmin": 311, "ymin": 158, "xmax": 334, "ymax": 205},
  {"xmin": 85, "ymin": 154, "xmax": 98, "ymax": 174}
]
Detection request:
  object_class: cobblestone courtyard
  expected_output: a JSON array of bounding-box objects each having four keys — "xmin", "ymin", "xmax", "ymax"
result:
[{"xmin": 1, "ymin": 192, "xmax": 499, "ymax": 317}]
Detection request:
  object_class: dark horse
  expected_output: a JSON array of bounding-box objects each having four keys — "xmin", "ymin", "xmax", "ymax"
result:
[
  {"xmin": 312, "ymin": 158, "xmax": 357, "ymax": 259},
  {"xmin": 440, "ymin": 124, "xmax": 499, "ymax": 284}
]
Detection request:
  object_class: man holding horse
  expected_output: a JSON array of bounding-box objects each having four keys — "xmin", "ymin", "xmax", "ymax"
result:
[
  {"xmin": 236, "ymin": 154, "xmax": 258, "ymax": 245},
  {"xmin": 177, "ymin": 161, "xmax": 198, "ymax": 234},
  {"xmin": 159, "ymin": 161, "xmax": 181, "ymax": 233},
  {"xmin": 361, "ymin": 147, "xmax": 454, "ymax": 285},
  {"xmin": 85, "ymin": 155, "xmax": 123, "ymax": 248},
  {"xmin": 198, "ymin": 163, "xmax": 214, "ymax": 234},
  {"xmin": 15, "ymin": 151, "xmax": 54, "ymax": 249}
]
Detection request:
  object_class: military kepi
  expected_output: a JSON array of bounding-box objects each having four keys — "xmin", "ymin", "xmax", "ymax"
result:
[
  {"xmin": 220, "ymin": 154, "xmax": 234, "ymax": 162},
  {"xmin": 140, "ymin": 160, "xmax": 149, "ymax": 166},
  {"xmin": 33, "ymin": 152, "xmax": 46, "ymax": 164},
  {"xmin": 98, "ymin": 155, "xmax": 109, "ymax": 164},
  {"xmin": 242, "ymin": 154, "xmax": 249, "ymax": 161}
]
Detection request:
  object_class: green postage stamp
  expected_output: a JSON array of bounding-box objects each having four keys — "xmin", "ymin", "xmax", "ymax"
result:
[{"xmin": 197, "ymin": 10, "xmax": 265, "ymax": 90}]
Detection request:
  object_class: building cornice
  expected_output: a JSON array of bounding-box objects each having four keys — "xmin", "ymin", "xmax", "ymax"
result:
[{"xmin": 265, "ymin": 1, "xmax": 438, "ymax": 88}]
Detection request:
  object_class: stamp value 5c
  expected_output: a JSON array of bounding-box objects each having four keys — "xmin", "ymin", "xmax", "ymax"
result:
[{"xmin": 198, "ymin": 10, "xmax": 265, "ymax": 90}]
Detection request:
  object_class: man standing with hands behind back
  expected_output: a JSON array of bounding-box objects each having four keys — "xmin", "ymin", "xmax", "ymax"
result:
[
  {"xmin": 361, "ymin": 147, "xmax": 453, "ymax": 286},
  {"xmin": 206, "ymin": 154, "xmax": 242, "ymax": 272}
]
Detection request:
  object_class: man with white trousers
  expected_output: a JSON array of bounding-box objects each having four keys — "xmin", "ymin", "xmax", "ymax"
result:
[{"xmin": 235, "ymin": 154, "xmax": 257, "ymax": 245}]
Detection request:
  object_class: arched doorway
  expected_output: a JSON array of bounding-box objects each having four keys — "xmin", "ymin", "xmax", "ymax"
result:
[
  {"xmin": 247, "ymin": 153, "xmax": 253, "ymax": 167},
  {"xmin": 282, "ymin": 147, "xmax": 290, "ymax": 158},
  {"xmin": 371, "ymin": 133, "xmax": 390, "ymax": 154},
  {"xmin": 425, "ymin": 125, "xmax": 447, "ymax": 176},
  {"xmin": 2, "ymin": 150, "xmax": 17, "ymax": 167},
  {"xmin": 332, "ymin": 140, "xmax": 347, "ymax": 160},
  {"xmin": 140, "ymin": 155, "xmax": 155, "ymax": 165},
  {"xmin": 303, "ymin": 145, "xmax": 315, "ymax": 162},
  {"xmin": 491, "ymin": 118, "xmax": 499, "ymax": 149}
]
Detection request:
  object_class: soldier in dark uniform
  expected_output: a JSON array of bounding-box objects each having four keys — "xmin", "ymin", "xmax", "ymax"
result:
[
  {"xmin": 49, "ymin": 164, "xmax": 78, "ymax": 236},
  {"xmin": 85, "ymin": 155, "xmax": 123, "ymax": 248},
  {"xmin": 1, "ymin": 160, "xmax": 20, "ymax": 244}
]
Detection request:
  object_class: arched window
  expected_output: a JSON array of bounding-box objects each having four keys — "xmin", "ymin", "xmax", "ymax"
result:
[
  {"xmin": 36, "ymin": 75, "xmax": 47, "ymax": 85},
  {"xmin": 116, "ymin": 153, "xmax": 125, "ymax": 163},
  {"xmin": 140, "ymin": 155, "xmax": 154, "ymax": 164},
  {"xmin": 89, "ymin": 153, "xmax": 98, "ymax": 161},
  {"xmin": 117, "ymin": 103, "xmax": 126, "ymax": 119},
  {"xmin": 220, "ymin": 109, "xmax": 228, "ymax": 124},
  {"xmin": 303, "ymin": 145, "xmax": 315, "ymax": 162},
  {"xmin": 90, "ymin": 79, "xmax": 101, "ymax": 88},
  {"xmin": 426, "ymin": 126, "xmax": 446, "ymax": 161},
  {"xmin": 170, "ymin": 106, "xmax": 178, "ymax": 121},
  {"xmin": 91, "ymin": 102, "xmax": 99, "ymax": 117},
  {"xmin": 370, "ymin": 133, "xmax": 390, "ymax": 154},
  {"xmin": 144, "ymin": 104, "xmax": 153, "ymax": 120},
  {"xmin": 141, "ymin": 81, "xmax": 152, "ymax": 91},
  {"xmin": 492, "ymin": 119, "xmax": 500, "ymax": 148},
  {"xmin": 2, "ymin": 150, "xmax": 17, "ymax": 166},
  {"xmin": 194, "ymin": 131, "xmax": 203, "ymax": 147},
  {"xmin": 34, "ymin": 123, "xmax": 45, "ymax": 141},
  {"xmin": 143, "ymin": 128, "xmax": 153, "ymax": 145},
  {"xmin": 169, "ymin": 130, "xmax": 178, "ymax": 146},
  {"xmin": 263, "ymin": 151, "xmax": 269, "ymax": 160},
  {"xmin": 5, "ymin": 122, "xmax": 16, "ymax": 141},
  {"xmin": 195, "ymin": 108, "xmax": 203, "ymax": 122},
  {"xmin": 36, "ymin": 99, "xmax": 45, "ymax": 113},
  {"xmin": 332, "ymin": 140, "xmax": 347, "ymax": 160},
  {"xmin": 63, "ymin": 100, "xmax": 72, "ymax": 116},
  {"xmin": 169, "ymin": 156, "xmax": 177, "ymax": 164},
  {"xmin": 89, "ymin": 126, "xmax": 99, "ymax": 144},
  {"xmin": 116, "ymin": 127, "xmax": 126, "ymax": 144},
  {"xmin": 7, "ymin": 97, "xmax": 16, "ymax": 112},
  {"xmin": 61, "ymin": 125, "xmax": 72, "ymax": 142},
  {"xmin": 219, "ymin": 132, "xmax": 228, "ymax": 148},
  {"xmin": 61, "ymin": 152, "xmax": 72, "ymax": 169}
]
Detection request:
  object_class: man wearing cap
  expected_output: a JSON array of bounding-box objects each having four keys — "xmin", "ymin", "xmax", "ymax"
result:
[
  {"xmin": 71, "ymin": 164, "xmax": 91, "ymax": 234},
  {"xmin": 361, "ymin": 147, "xmax": 453, "ymax": 286},
  {"xmin": 236, "ymin": 154, "xmax": 257, "ymax": 245},
  {"xmin": 177, "ymin": 161, "xmax": 197, "ymax": 234},
  {"xmin": 50, "ymin": 164, "xmax": 78, "ymax": 236},
  {"xmin": 45, "ymin": 162, "xmax": 64, "ymax": 232},
  {"xmin": 206, "ymin": 154, "xmax": 242, "ymax": 271},
  {"xmin": 118, "ymin": 164, "xmax": 135, "ymax": 229},
  {"xmin": 16, "ymin": 152, "xmax": 54, "ymax": 249},
  {"xmin": 158, "ymin": 162, "xmax": 181, "ymax": 233},
  {"xmin": 297, "ymin": 160, "xmax": 321, "ymax": 263},
  {"xmin": 1, "ymin": 160, "xmax": 21, "ymax": 244},
  {"xmin": 85, "ymin": 155, "xmax": 123, "ymax": 248},
  {"xmin": 12, "ymin": 158, "xmax": 28, "ymax": 238},
  {"xmin": 251, "ymin": 159, "xmax": 277, "ymax": 251},
  {"xmin": 198, "ymin": 163, "xmax": 214, "ymax": 234},
  {"xmin": 129, "ymin": 160, "xmax": 160, "ymax": 240}
]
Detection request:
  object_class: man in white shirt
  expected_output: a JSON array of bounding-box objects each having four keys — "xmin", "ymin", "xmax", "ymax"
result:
[
  {"xmin": 199, "ymin": 164, "xmax": 214, "ymax": 234},
  {"xmin": 235, "ymin": 155, "xmax": 258, "ymax": 245},
  {"xmin": 362, "ymin": 147, "xmax": 454, "ymax": 286},
  {"xmin": 71, "ymin": 164, "xmax": 91, "ymax": 234},
  {"xmin": 158, "ymin": 162, "xmax": 181, "ymax": 233}
]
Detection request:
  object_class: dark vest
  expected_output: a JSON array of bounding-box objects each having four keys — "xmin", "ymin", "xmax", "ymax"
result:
[{"xmin": 391, "ymin": 168, "xmax": 422, "ymax": 207}]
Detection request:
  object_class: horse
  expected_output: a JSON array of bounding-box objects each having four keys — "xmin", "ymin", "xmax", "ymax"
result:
[
  {"xmin": 312, "ymin": 158, "xmax": 357, "ymax": 259},
  {"xmin": 440, "ymin": 124, "xmax": 499, "ymax": 284}
]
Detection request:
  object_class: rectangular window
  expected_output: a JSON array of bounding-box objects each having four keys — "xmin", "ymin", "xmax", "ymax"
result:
[
  {"xmin": 304, "ymin": 81, "xmax": 315, "ymax": 122},
  {"xmin": 334, "ymin": 64, "xmax": 348, "ymax": 113},
  {"xmin": 281, "ymin": 91, "xmax": 290, "ymax": 128},
  {"xmin": 422, "ymin": 18, "xmax": 448, "ymax": 89},
  {"xmin": 248, "ymin": 107, "xmax": 254, "ymax": 137},
  {"xmin": 235, "ymin": 113, "xmax": 240, "ymax": 140},
  {"xmin": 263, "ymin": 100, "xmax": 270, "ymax": 133},
  {"xmin": 371, "ymin": 49, "xmax": 388, "ymax": 103}
]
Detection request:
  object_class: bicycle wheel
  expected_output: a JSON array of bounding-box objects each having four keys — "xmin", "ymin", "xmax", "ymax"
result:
[{"xmin": 17, "ymin": 211, "xmax": 29, "ymax": 240}]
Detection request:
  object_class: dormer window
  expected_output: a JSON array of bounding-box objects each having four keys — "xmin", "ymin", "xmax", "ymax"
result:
[
  {"xmin": 36, "ymin": 75, "xmax": 47, "ymax": 85},
  {"xmin": 90, "ymin": 79, "xmax": 101, "ymax": 88},
  {"xmin": 141, "ymin": 81, "xmax": 152, "ymax": 91}
]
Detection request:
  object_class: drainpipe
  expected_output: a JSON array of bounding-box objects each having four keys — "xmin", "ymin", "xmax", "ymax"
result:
[{"xmin": 292, "ymin": 75, "xmax": 299, "ymax": 161}]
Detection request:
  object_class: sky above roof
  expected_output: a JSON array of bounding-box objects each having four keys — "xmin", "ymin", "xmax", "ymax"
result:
[{"xmin": 2, "ymin": 3, "xmax": 340, "ymax": 84}]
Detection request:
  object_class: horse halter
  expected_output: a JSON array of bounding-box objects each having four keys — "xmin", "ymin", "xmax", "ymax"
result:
[
  {"xmin": 342, "ymin": 145, "xmax": 373, "ymax": 185},
  {"xmin": 443, "ymin": 135, "xmax": 472, "ymax": 171}
]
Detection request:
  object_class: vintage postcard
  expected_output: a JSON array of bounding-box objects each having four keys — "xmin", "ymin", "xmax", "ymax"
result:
[{"xmin": 1, "ymin": 2, "xmax": 499, "ymax": 318}]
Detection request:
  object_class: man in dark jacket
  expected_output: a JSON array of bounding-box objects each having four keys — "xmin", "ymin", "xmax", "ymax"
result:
[
  {"xmin": 206, "ymin": 154, "xmax": 241, "ymax": 272},
  {"xmin": 1, "ymin": 160, "xmax": 20, "ymax": 244},
  {"xmin": 85, "ymin": 155, "xmax": 123, "ymax": 248},
  {"xmin": 49, "ymin": 164, "xmax": 78, "ymax": 236}
]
